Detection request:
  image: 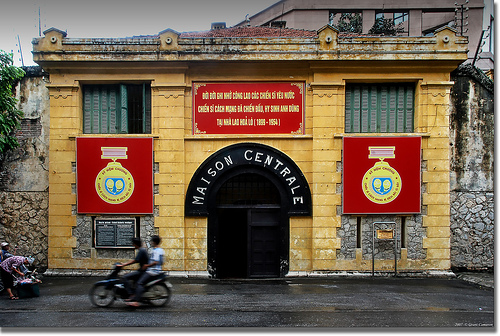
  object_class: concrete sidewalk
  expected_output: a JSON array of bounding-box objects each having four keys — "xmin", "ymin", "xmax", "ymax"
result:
[
  {"xmin": 42, "ymin": 268, "xmax": 494, "ymax": 289},
  {"xmin": 455, "ymin": 271, "xmax": 494, "ymax": 289}
]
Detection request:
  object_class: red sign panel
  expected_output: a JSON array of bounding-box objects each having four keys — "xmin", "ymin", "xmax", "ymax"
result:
[
  {"xmin": 193, "ymin": 82, "xmax": 305, "ymax": 135},
  {"xmin": 76, "ymin": 137, "xmax": 153, "ymax": 214},
  {"xmin": 343, "ymin": 136, "xmax": 421, "ymax": 214}
]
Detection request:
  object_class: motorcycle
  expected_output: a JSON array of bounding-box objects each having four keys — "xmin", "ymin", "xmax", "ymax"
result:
[
  {"xmin": 89, "ymin": 264, "xmax": 172, "ymax": 307},
  {"xmin": 14, "ymin": 268, "xmax": 42, "ymax": 298}
]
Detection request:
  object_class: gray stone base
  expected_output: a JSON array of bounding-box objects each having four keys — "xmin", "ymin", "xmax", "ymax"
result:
[
  {"xmin": 43, "ymin": 269, "xmax": 212, "ymax": 278},
  {"xmin": 286, "ymin": 270, "xmax": 456, "ymax": 278}
]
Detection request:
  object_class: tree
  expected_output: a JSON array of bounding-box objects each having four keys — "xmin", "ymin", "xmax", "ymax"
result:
[
  {"xmin": 369, "ymin": 17, "xmax": 404, "ymax": 36},
  {"xmin": 332, "ymin": 12, "xmax": 363, "ymax": 34},
  {"xmin": 0, "ymin": 50, "xmax": 25, "ymax": 155}
]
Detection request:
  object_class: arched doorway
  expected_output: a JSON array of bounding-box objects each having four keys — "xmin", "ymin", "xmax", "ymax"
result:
[
  {"xmin": 184, "ymin": 143, "xmax": 312, "ymax": 278},
  {"xmin": 211, "ymin": 172, "xmax": 285, "ymax": 278}
]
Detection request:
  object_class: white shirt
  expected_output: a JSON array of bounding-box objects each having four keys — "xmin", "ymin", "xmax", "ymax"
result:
[{"xmin": 148, "ymin": 247, "xmax": 165, "ymax": 273}]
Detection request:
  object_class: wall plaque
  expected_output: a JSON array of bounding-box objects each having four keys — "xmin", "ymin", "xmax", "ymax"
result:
[
  {"xmin": 376, "ymin": 229, "xmax": 395, "ymax": 240},
  {"xmin": 95, "ymin": 218, "xmax": 136, "ymax": 248}
]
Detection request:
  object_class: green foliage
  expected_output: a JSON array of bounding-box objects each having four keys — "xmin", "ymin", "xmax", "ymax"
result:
[
  {"xmin": 0, "ymin": 50, "xmax": 25, "ymax": 154},
  {"xmin": 333, "ymin": 13, "xmax": 363, "ymax": 34},
  {"xmin": 369, "ymin": 17, "xmax": 404, "ymax": 36}
]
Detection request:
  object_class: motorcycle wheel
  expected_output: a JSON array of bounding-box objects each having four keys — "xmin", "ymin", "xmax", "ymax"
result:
[
  {"xmin": 147, "ymin": 283, "xmax": 171, "ymax": 307},
  {"xmin": 89, "ymin": 283, "xmax": 115, "ymax": 307}
]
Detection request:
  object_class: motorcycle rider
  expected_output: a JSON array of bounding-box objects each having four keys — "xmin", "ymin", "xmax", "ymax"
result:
[
  {"xmin": 126, "ymin": 235, "xmax": 165, "ymax": 307},
  {"xmin": 117, "ymin": 237, "xmax": 149, "ymax": 301}
]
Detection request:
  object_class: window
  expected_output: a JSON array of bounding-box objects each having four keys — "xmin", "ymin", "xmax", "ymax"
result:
[
  {"xmin": 330, "ymin": 11, "xmax": 363, "ymax": 34},
  {"xmin": 373, "ymin": 11, "xmax": 409, "ymax": 36},
  {"xmin": 345, "ymin": 84, "xmax": 415, "ymax": 133},
  {"xmin": 270, "ymin": 21, "xmax": 286, "ymax": 28},
  {"xmin": 217, "ymin": 173, "xmax": 280, "ymax": 206},
  {"xmin": 83, "ymin": 83, "xmax": 151, "ymax": 134},
  {"xmin": 375, "ymin": 12, "xmax": 408, "ymax": 24},
  {"xmin": 393, "ymin": 12, "xmax": 409, "ymax": 26}
]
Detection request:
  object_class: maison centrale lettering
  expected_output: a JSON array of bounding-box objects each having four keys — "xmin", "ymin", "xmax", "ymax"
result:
[
  {"xmin": 185, "ymin": 143, "xmax": 312, "ymax": 216},
  {"xmin": 193, "ymin": 150, "xmax": 302, "ymax": 204}
]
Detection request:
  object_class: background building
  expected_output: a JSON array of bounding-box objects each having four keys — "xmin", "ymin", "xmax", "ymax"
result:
[{"xmin": 236, "ymin": 0, "xmax": 494, "ymax": 73}]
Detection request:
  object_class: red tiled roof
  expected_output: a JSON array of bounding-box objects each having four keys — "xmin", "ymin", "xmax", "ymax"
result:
[{"xmin": 180, "ymin": 26, "xmax": 318, "ymax": 38}]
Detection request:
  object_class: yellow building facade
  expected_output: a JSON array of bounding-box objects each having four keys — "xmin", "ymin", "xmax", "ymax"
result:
[{"xmin": 33, "ymin": 25, "xmax": 467, "ymax": 277}]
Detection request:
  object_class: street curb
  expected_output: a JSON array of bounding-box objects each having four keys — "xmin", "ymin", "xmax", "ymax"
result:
[
  {"xmin": 40, "ymin": 269, "xmax": 493, "ymax": 289},
  {"xmin": 455, "ymin": 272, "xmax": 494, "ymax": 289},
  {"xmin": 43, "ymin": 268, "xmax": 456, "ymax": 279}
]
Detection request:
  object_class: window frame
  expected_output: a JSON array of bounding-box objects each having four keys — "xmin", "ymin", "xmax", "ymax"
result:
[
  {"xmin": 82, "ymin": 83, "xmax": 151, "ymax": 135},
  {"xmin": 344, "ymin": 83, "xmax": 415, "ymax": 134}
]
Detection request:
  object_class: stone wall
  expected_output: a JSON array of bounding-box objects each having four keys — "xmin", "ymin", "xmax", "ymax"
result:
[
  {"xmin": 337, "ymin": 214, "xmax": 426, "ymax": 261},
  {"xmin": 72, "ymin": 213, "xmax": 158, "ymax": 261},
  {"xmin": 450, "ymin": 64, "xmax": 494, "ymax": 270},
  {"xmin": 0, "ymin": 66, "xmax": 50, "ymax": 270},
  {"xmin": 0, "ymin": 192, "xmax": 48, "ymax": 268},
  {"xmin": 450, "ymin": 191, "xmax": 494, "ymax": 268}
]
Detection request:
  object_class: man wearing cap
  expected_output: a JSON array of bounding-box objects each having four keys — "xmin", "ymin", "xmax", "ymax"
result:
[
  {"xmin": 0, "ymin": 256, "xmax": 34, "ymax": 300},
  {"xmin": 1, "ymin": 242, "xmax": 14, "ymax": 262}
]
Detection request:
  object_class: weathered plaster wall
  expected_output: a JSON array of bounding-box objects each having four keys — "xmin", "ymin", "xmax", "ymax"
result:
[
  {"xmin": 0, "ymin": 66, "xmax": 49, "ymax": 270},
  {"xmin": 450, "ymin": 64, "xmax": 494, "ymax": 270}
]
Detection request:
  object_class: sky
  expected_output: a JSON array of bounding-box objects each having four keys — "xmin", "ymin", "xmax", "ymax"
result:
[{"xmin": 0, "ymin": 0, "xmax": 280, "ymax": 66}]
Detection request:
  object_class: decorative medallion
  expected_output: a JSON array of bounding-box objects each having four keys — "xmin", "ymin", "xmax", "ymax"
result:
[
  {"xmin": 95, "ymin": 147, "xmax": 135, "ymax": 204},
  {"xmin": 362, "ymin": 146, "xmax": 401, "ymax": 204}
]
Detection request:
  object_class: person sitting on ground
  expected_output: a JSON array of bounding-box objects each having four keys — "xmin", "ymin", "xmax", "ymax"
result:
[
  {"xmin": 126, "ymin": 235, "xmax": 165, "ymax": 307},
  {"xmin": 117, "ymin": 237, "xmax": 149, "ymax": 300},
  {"xmin": 0, "ymin": 256, "xmax": 34, "ymax": 300}
]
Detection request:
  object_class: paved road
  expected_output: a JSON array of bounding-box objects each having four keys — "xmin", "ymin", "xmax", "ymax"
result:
[{"xmin": 0, "ymin": 276, "xmax": 494, "ymax": 328}]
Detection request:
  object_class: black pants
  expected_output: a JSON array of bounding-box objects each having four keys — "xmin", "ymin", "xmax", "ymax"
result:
[
  {"xmin": 123, "ymin": 270, "xmax": 147, "ymax": 297},
  {"xmin": 1, "ymin": 268, "xmax": 14, "ymax": 289},
  {"xmin": 134, "ymin": 272, "xmax": 156, "ymax": 301}
]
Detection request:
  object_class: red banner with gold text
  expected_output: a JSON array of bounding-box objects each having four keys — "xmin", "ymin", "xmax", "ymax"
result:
[{"xmin": 193, "ymin": 82, "xmax": 305, "ymax": 135}]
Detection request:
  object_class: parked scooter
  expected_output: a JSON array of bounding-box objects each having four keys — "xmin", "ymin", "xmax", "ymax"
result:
[
  {"xmin": 14, "ymin": 268, "xmax": 42, "ymax": 298},
  {"xmin": 89, "ymin": 264, "xmax": 172, "ymax": 307}
]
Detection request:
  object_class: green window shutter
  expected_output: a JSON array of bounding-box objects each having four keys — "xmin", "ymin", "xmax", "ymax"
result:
[
  {"xmin": 388, "ymin": 86, "xmax": 397, "ymax": 132},
  {"xmin": 361, "ymin": 86, "xmax": 369, "ymax": 132},
  {"xmin": 396, "ymin": 87, "xmax": 405, "ymax": 132},
  {"xmin": 380, "ymin": 86, "xmax": 388, "ymax": 132},
  {"xmin": 345, "ymin": 83, "xmax": 414, "ymax": 133},
  {"xmin": 119, "ymin": 84, "xmax": 128, "ymax": 133},
  {"xmin": 345, "ymin": 89, "xmax": 352, "ymax": 132},
  {"xmin": 83, "ymin": 85, "xmax": 120, "ymax": 134},
  {"xmin": 100, "ymin": 89, "xmax": 108, "ymax": 133},
  {"xmin": 108, "ymin": 86, "xmax": 117, "ymax": 133},
  {"xmin": 352, "ymin": 86, "xmax": 361, "ymax": 132},
  {"xmin": 83, "ymin": 87, "xmax": 92, "ymax": 133},
  {"xmin": 369, "ymin": 86, "xmax": 378, "ymax": 132},
  {"xmin": 405, "ymin": 86, "xmax": 414, "ymax": 132},
  {"xmin": 92, "ymin": 87, "xmax": 101, "ymax": 133}
]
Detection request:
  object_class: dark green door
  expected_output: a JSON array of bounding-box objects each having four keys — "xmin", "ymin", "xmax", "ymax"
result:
[{"xmin": 248, "ymin": 209, "xmax": 281, "ymax": 278}]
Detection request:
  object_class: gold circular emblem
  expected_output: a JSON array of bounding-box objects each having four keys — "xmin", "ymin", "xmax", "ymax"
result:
[
  {"xmin": 362, "ymin": 161, "xmax": 401, "ymax": 204},
  {"xmin": 95, "ymin": 162, "xmax": 134, "ymax": 204}
]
